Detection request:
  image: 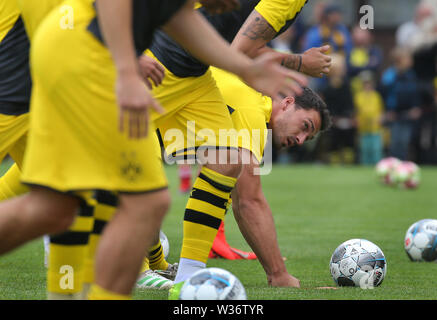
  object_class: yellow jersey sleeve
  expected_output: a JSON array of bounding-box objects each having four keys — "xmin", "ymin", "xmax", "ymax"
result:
[{"xmin": 255, "ymin": 0, "xmax": 307, "ymax": 32}]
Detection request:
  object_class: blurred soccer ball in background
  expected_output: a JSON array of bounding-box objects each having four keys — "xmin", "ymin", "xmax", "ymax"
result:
[
  {"xmin": 179, "ymin": 267, "xmax": 247, "ymax": 300},
  {"xmin": 159, "ymin": 230, "xmax": 170, "ymax": 260},
  {"xmin": 330, "ymin": 239, "xmax": 387, "ymax": 288},
  {"xmin": 404, "ymin": 219, "xmax": 437, "ymax": 262},
  {"xmin": 375, "ymin": 157, "xmax": 401, "ymax": 185},
  {"xmin": 391, "ymin": 161, "xmax": 420, "ymax": 189}
]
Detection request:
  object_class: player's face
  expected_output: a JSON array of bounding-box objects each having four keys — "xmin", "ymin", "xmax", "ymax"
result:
[{"xmin": 272, "ymin": 98, "xmax": 321, "ymax": 149}]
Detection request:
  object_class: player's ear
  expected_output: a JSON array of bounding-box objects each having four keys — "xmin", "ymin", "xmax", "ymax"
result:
[{"xmin": 283, "ymin": 96, "xmax": 295, "ymax": 110}]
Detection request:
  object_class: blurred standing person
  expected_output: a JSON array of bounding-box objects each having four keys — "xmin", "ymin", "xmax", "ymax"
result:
[
  {"xmin": 410, "ymin": 0, "xmax": 437, "ymax": 81},
  {"xmin": 381, "ymin": 47, "xmax": 422, "ymax": 161},
  {"xmin": 302, "ymin": 3, "xmax": 353, "ymax": 91},
  {"xmin": 407, "ymin": 0, "xmax": 437, "ymax": 163},
  {"xmin": 318, "ymin": 53, "xmax": 356, "ymax": 164},
  {"xmin": 353, "ymin": 71, "xmax": 384, "ymax": 165},
  {"xmin": 348, "ymin": 26, "xmax": 383, "ymax": 94},
  {"xmin": 287, "ymin": 14, "xmax": 306, "ymax": 54},
  {"xmin": 178, "ymin": 164, "xmax": 193, "ymax": 194},
  {"xmin": 396, "ymin": 1, "xmax": 434, "ymax": 49}
]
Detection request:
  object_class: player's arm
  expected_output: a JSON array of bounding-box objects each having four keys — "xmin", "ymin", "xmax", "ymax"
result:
[
  {"xmin": 199, "ymin": 0, "xmax": 241, "ymax": 14},
  {"xmin": 232, "ymin": 10, "xmax": 331, "ymax": 78},
  {"xmin": 161, "ymin": 0, "xmax": 307, "ymax": 100},
  {"xmin": 95, "ymin": 0, "xmax": 163, "ymax": 139},
  {"xmin": 258, "ymin": 45, "xmax": 332, "ymax": 78},
  {"xmin": 231, "ymin": 149, "xmax": 300, "ymax": 287}
]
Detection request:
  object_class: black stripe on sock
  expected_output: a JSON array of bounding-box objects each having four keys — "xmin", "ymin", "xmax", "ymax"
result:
[
  {"xmin": 94, "ymin": 190, "xmax": 118, "ymax": 207},
  {"xmin": 184, "ymin": 209, "xmax": 221, "ymax": 230},
  {"xmin": 149, "ymin": 253, "xmax": 163, "ymax": 264},
  {"xmin": 149, "ymin": 245, "xmax": 162, "ymax": 257},
  {"xmin": 198, "ymin": 173, "xmax": 233, "ymax": 193},
  {"xmin": 190, "ymin": 188, "xmax": 228, "ymax": 209},
  {"xmin": 50, "ymin": 231, "xmax": 90, "ymax": 245},
  {"xmin": 78, "ymin": 201, "xmax": 95, "ymax": 218},
  {"xmin": 92, "ymin": 219, "xmax": 107, "ymax": 235}
]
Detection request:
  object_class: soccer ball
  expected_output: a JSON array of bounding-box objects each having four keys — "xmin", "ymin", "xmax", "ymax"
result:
[
  {"xmin": 404, "ymin": 219, "xmax": 437, "ymax": 262},
  {"xmin": 179, "ymin": 267, "xmax": 247, "ymax": 300},
  {"xmin": 375, "ymin": 157, "xmax": 401, "ymax": 185},
  {"xmin": 391, "ymin": 161, "xmax": 420, "ymax": 189},
  {"xmin": 330, "ymin": 239, "xmax": 387, "ymax": 288},
  {"xmin": 159, "ymin": 230, "xmax": 170, "ymax": 260}
]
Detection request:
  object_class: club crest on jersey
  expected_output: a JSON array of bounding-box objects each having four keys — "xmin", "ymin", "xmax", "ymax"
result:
[{"xmin": 120, "ymin": 152, "xmax": 143, "ymax": 182}]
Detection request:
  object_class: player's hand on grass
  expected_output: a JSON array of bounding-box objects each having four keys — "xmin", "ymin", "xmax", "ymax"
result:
[
  {"xmin": 301, "ymin": 45, "xmax": 332, "ymax": 78},
  {"xmin": 138, "ymin": 55, "xmax": 165, "ymax": 89},
  {"xmin": 116, "ymin": 73, "xmax": 164, "ymax": 139},
  {"xmin": 199, "ymin": 0, "xmax": 241, "ymax": 14},
  {"xmin": 269, "ymin": 272, "xmax": 301, "ymax": 288},
  {"xmin": 242, "ymin": 51, "xmax": 308, "ymax": 102}
]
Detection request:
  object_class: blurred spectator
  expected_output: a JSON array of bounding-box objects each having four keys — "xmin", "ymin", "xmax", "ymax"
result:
[
  {"xmin": 397, "ymin": 1, "xmax": 437, "ymax": 82},
  {"xmin": 411, "ymin": 78, "xmax": 437, "ymax": 164},
  {"xmin": 287, "ymin": 15, "xmax": 307, "ymax": 54},
  {"xmin": 396, "ymin": 1, "xmax": 434, "ymax": 48},
  {"xmin": 353, "ymin": 71, "xmax": 384, "ymax": 165},
  {"xmin": 408, "ymin": 0, "xmax": 437, "ymax": 52},
  {"xmin": 348, "ymin": 26, "xmax": 383, "ymax": 94},
  {"xmin": 381, "ymin": 47, "xmax": 422, "ymax": 161},
  {"xmin": 317, "ymin": 53, "xmax": 356, "ymax": 164},
  {"xmin": 302, "ymin": 3, "xmax": 353, "ymax": 91}
]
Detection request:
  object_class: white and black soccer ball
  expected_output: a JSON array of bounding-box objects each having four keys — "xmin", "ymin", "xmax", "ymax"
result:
[
  {"xmin": 375, "ymin": 157, "xmax": 401, "ymax": 185},
  {"xmin": 159, "ymin": 230, "xmax": 170, "ymax": 260},
  {"xmin": 404, "ymin": 219, "xmax": 437, "ymax": 262},
  {"xmin": 179, "ymin": 267, "xmax": 247, "ymax": 300},
  {"xmin": 330, "ymin": 239, "xmax": 387, "ymax": 288}
]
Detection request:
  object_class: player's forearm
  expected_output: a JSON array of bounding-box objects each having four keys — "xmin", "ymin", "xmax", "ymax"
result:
[
  {"xmin": 231, "ymin": 10, "xmax": 277, "ymax": 58},
  {"xmin": 233, "ymin": 195, "xmax": 288, "ymax": 279},
  {"xmin": 255, "ymin": 46, "xmax": 303, "ymax": 72},
  {"xmin": 162, "ymin": 3, "xmax": 251, "ymax": 77},
  {"xmin": 95, "ymin": 0, "xmax": 138, "ymax": 75}
]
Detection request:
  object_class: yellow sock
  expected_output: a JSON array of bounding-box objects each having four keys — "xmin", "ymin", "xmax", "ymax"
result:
[
  {"xmin": 181, "ymin": 167, "xmax": 237, "ymax": 263},
  {"xmin": 148, "ymin": 241, "xmax": 168, "ymax": 271},
  {"xmin": 140, "ymin": 257, "xmax": 150, "ymax": 273},
  {"xmin": 47, "ymin": 198, "xmax": 95, "ymax": 299},
  {"xmin": 87, "ymin": 284, "xmax": 131, "ymax": 300},
  {"xmin": 0, "ymin": 163, "xmax": 29, "ymax": 200},
  {"xmin": 47, "ymin": 243, "xmax": 87, "ymax": 297},
  {"xmin": 83, "ymin": 191, "xmax": 117, "ymax": 285},
  {"xmin": 83, "ymin": 234, "xmax": 100, "ymax": 285}
]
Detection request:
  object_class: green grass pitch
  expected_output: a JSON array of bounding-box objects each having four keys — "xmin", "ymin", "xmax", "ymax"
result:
[{"xmin": 0, "ymin": 161, "xmax": 437, "ymax": 300}]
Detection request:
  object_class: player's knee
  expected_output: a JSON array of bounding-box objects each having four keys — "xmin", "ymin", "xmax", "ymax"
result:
[
  {"xmin": 24, "ymin": 189, "xmax": 79, "ymax": 233},
  {"xmin": 149, "ymin": 190, "xmax": 171, "ymax": 220},
  {"xmin": 38, "ymin": 203, "xmax": 77, "ymax": 234},
  {"xmin": 206, "ymin": 163, "xmax": 242, "ymax": 179},
  {"xmin": 225, "ymin": 163, "xmax": 242, "ymax": 178},
  {"xmin": 120, "ymin": 189, "xmax": 170, "ymax": 221}
]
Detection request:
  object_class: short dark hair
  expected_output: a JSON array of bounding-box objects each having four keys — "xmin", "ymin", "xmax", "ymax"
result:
[{"xmin": 294, "ymin": 86, "xmax": 332, "ymax": 132}]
